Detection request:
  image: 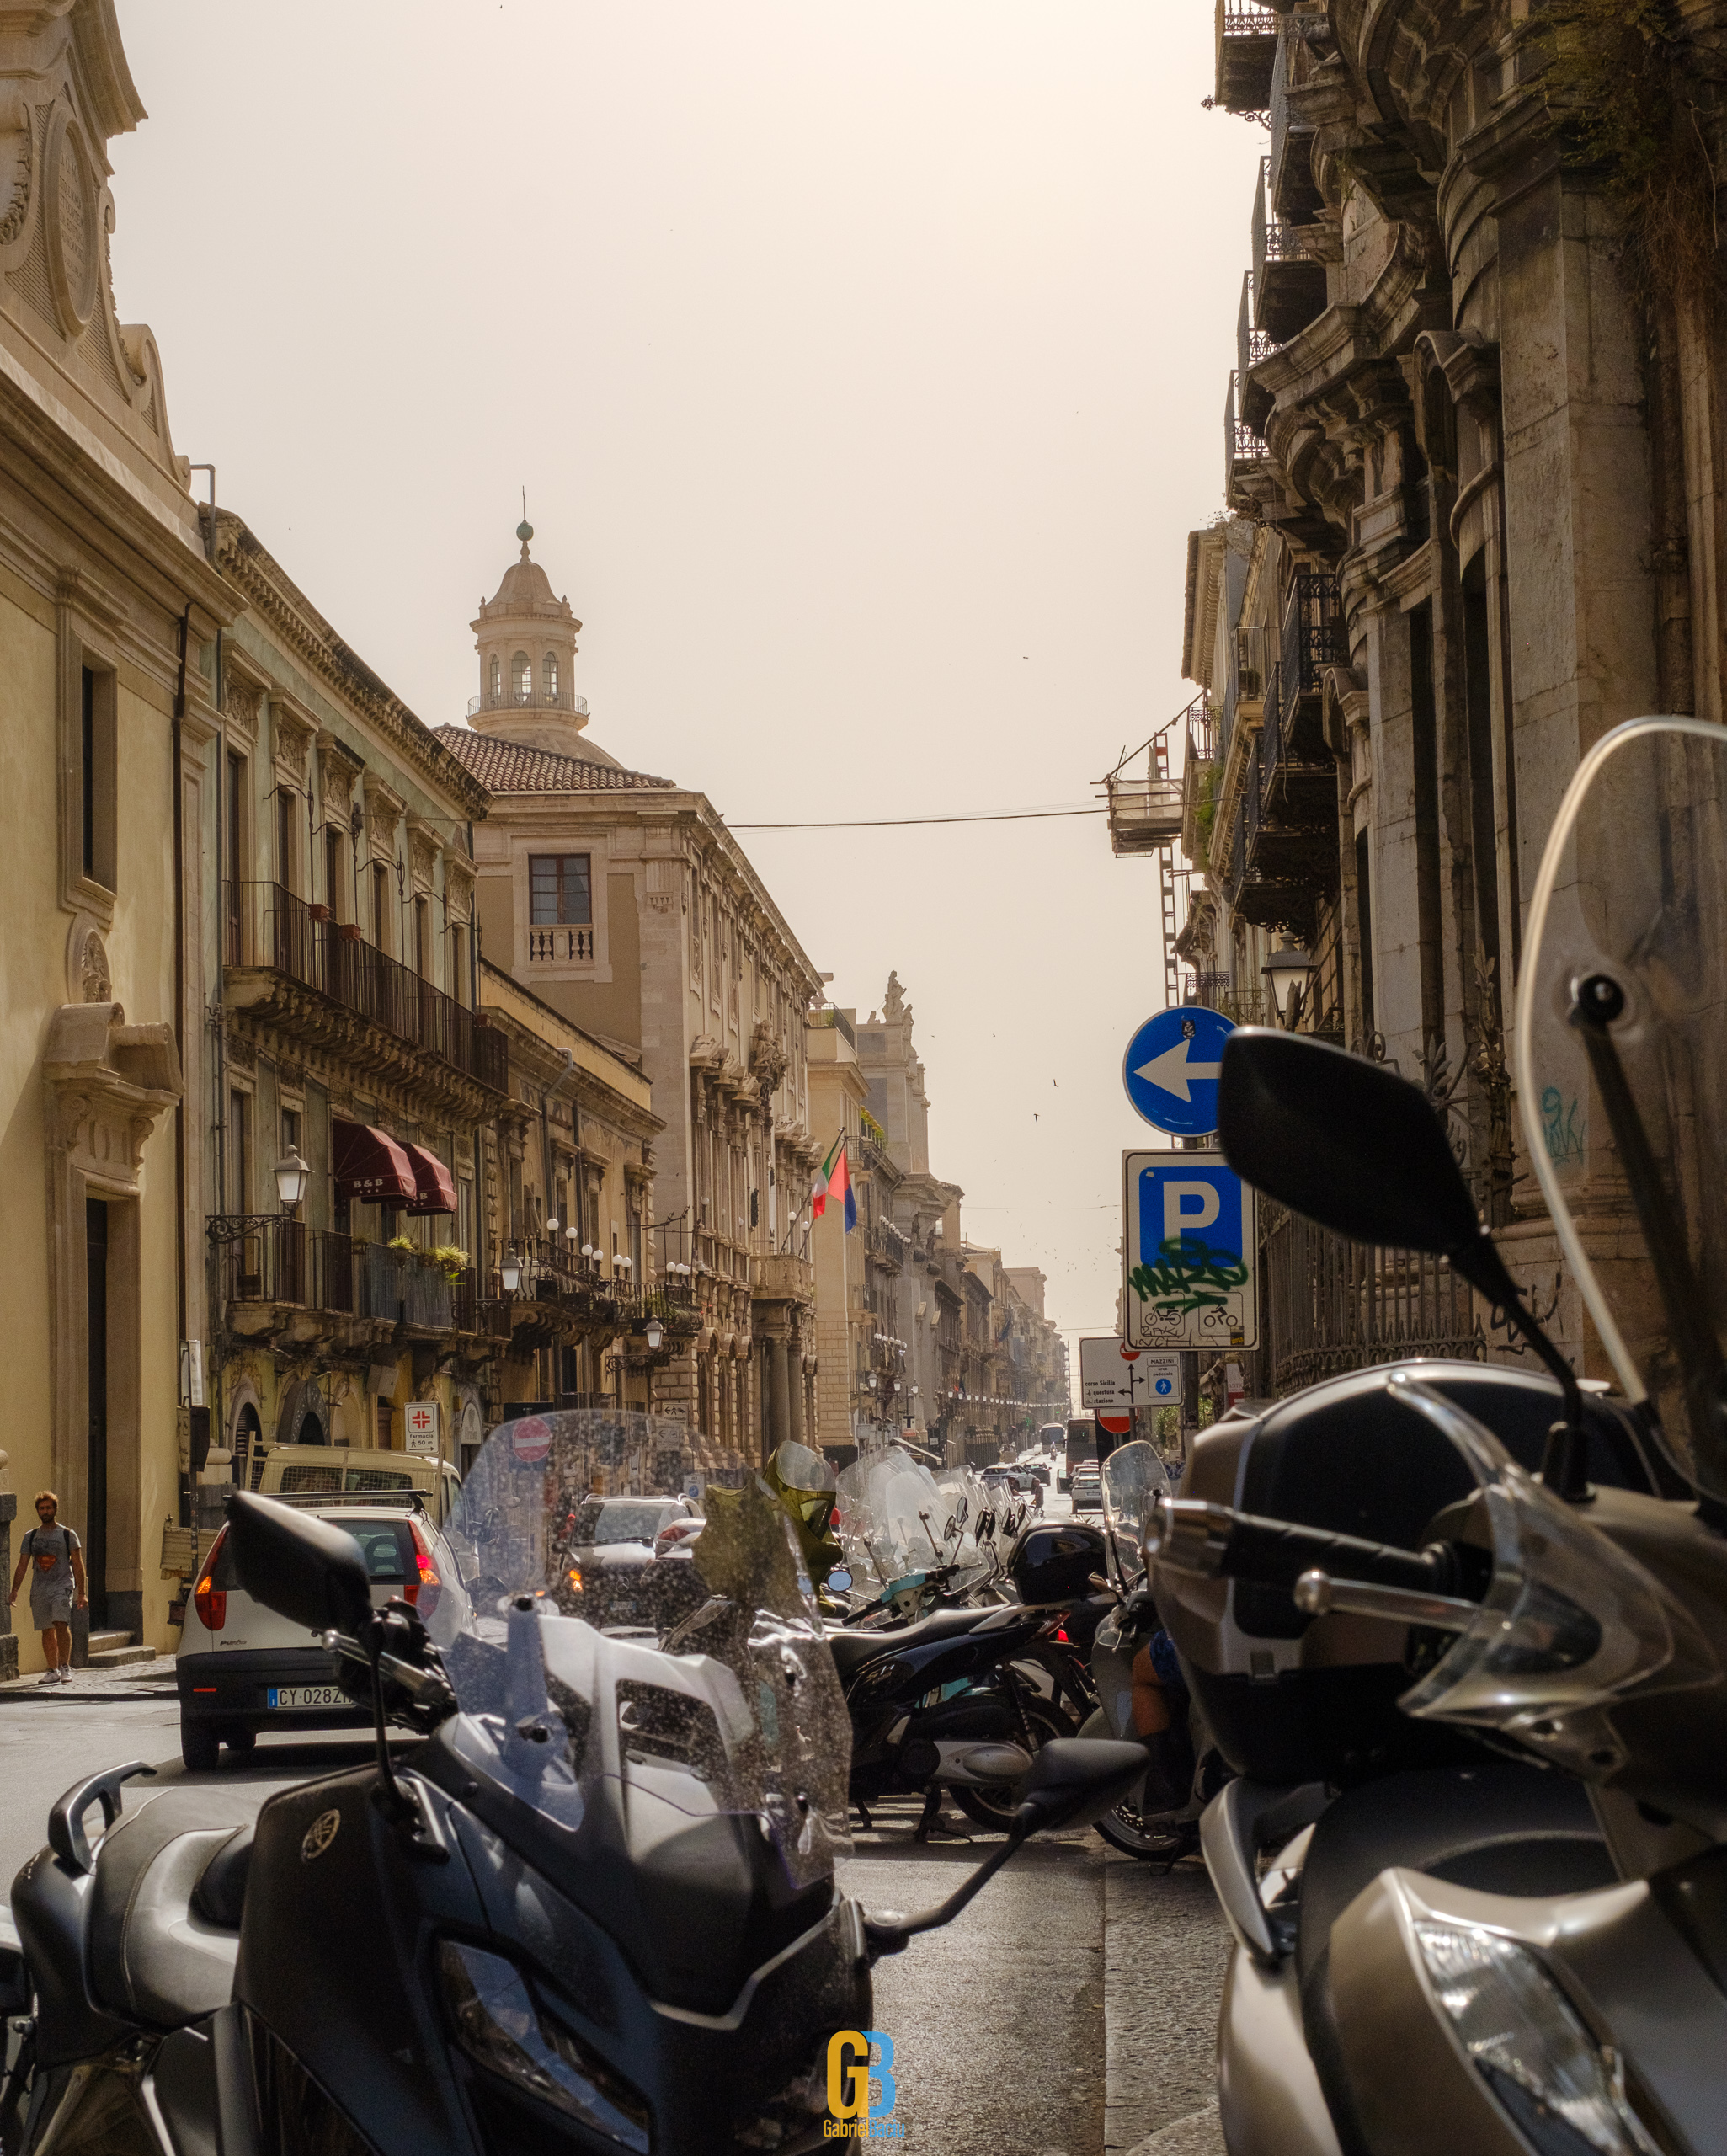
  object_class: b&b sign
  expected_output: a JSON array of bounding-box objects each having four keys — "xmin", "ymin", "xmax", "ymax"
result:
[{"xmin": 1122, "ymin": 1150, "xmax": 1258, "ymax": 1351}]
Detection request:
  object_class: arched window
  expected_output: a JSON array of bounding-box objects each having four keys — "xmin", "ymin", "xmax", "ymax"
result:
[
  {"xmin": 542, "ymin": 651, "xmax": 559, "ymax": 704},
  {"xmin": 488, "ymin": 654, "xmax": 501, "ymax": 704},
  {"xmin": 513, "ymin": 650, "xmax": 531, "ymax": 704}
]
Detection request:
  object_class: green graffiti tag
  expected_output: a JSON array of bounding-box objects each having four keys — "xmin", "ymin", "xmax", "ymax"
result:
[{"xmin": 1129, "ymin": 1235, "xmax": 1250, "ymax": 1317}]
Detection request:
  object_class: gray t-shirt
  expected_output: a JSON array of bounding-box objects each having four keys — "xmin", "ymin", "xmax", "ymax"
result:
[{"xmin": 23, "ymin": 1524, "xmax": 79, "ymax": 1601}]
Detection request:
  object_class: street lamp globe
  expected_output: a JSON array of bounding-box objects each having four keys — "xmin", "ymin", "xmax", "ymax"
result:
[{"xmin": 272, "ymin": 1147, "xmax": 311, "ymax": 1211}]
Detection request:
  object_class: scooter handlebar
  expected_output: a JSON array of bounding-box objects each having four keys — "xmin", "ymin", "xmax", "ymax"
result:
[{"xmin": 1145, "ymin": 1496, "xmax": 1444, "ymax": 1597}]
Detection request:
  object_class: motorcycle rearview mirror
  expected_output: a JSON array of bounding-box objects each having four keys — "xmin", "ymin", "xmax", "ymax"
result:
[
  {"xmin": 863, "ymin": 1741, "xmax": 1148, "ymax": 1961},
  {"xmin": 1218, "ymin": 1030, "xmax": 1586, "ymax": 1493},
  {"xmin": 225, "ymin": 1490, "xmax": 373, "ymax": 1637}
]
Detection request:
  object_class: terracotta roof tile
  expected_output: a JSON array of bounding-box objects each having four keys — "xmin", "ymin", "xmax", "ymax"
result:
[{"xmin": 434, "ymin": 727, "xmax": 674, "ymax": 795}]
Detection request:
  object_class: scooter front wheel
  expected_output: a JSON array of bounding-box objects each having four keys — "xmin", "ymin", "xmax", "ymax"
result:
[{"xmin": 1094, "ymin": 1802, "xmax": 1200, "ymax": 1864}]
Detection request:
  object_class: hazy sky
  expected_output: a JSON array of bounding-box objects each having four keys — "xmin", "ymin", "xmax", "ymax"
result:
[{"xmin": 112, "ymin": 2, "xmax": 1263, "ymax": 1374}]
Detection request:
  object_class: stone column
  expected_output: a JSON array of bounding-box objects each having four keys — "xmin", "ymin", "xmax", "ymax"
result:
[
  {"xmin": 767, "ymin": 1332, "xmax": 792, "ymax": 1457},
  {"xmin": 786, "ymin": 1327, "xmax": 807, "ymax": 1446}
]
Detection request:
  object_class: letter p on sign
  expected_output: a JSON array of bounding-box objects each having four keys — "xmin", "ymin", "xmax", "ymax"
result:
[{"xmin": 1163, "ymin": 1180, "xmax": 1222, "ymax": 1244}]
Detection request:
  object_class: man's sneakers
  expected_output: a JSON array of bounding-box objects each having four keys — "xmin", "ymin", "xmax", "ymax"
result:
[
  {"xmin": 58, "ymin": 1667, "xmax": 73, "ymax": 1684},
  {"xmin": 37, "ymin": 1668, "xmax": 59, "ymax": 1685}
]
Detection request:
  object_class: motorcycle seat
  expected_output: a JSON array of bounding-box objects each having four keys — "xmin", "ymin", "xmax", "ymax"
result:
[
  {"xmin": 88, "ymin": 1787, "xmax": 263, "ymax": 2029},
  {"xmin": 827, "ymin": 1604, "xmax": 1032, "ymax": 1684}
]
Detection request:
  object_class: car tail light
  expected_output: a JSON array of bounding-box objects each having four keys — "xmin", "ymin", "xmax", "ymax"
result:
[
  {"xmin": 406, "ymin": 1519, "xmax": 441, "ymax": 1622},
  {"xmin": 191, "ymin": 1528, "xmax": 228, "ymax": 1633}
]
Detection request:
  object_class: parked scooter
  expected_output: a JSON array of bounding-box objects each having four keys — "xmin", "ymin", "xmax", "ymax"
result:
[
  {"xmin": 1074, "ymin": 1438, "xmax": 1225, "ymax": 1864},
  {"xmin": 1148, "ymin": 718, "xmax": 1727, "ymax": 2156},
  {"xmin": 827, "ymin": 1444, "xmax": 1077, "ymax": 1832},
  {"xmin": 0, "ymin": 1408, "xmax": 1145, "ymax": 2156}
]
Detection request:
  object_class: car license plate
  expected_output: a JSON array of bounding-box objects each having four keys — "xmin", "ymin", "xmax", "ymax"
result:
[{"xmin": 267, "ymin": 1685, "xmax": 344, "ymax": 1711}]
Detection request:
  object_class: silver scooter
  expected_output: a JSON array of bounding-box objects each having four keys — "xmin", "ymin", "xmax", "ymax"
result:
[{"xmin": 1159, "ymin": 722, "xmax": 1727, "ymax": 2156}]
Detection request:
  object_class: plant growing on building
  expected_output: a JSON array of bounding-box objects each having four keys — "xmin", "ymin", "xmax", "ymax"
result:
[{"xmin": 431, "ymin": 1244, "xmax": 471, "ymax": 1282}]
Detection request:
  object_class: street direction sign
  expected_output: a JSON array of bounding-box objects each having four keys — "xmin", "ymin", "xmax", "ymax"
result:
[
  {"xmin": 1079, "ymin": 1339, "xmax": 1181, "ymax": 1411},
  {"xmin": 1123, "ymin": 1149, "xmax": 1257, "ymax": 1350},
  {"xmin": 1122, "ymin": 1006, "xmax": 1237, "ymax": 1137}
]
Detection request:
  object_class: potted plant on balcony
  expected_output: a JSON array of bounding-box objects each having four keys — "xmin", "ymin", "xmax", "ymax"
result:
[{"xmin": 431, "ymin": 1243, "xmax": 470, "ymax": 1283}]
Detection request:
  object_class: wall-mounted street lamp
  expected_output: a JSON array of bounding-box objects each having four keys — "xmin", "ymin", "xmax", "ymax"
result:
[
  {"xmin": 1261, "ymin": 940, "xmax": 1317, "ymax": 1027},
  {"xmin": 501, "ymin": 1246, "xmax": 522, "ymax": 1294},
  {"xmin": 273, "ymin": 1147, "xmax": 311, "ymax": 1213},
  {"xmin": 646, "ymin": 1319, "xmax": 664, "ymax": 1351}
]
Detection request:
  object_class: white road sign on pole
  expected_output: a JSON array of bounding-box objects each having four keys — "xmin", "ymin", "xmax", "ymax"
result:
[
  {"xmin": 1122, "ymin": 1150, "xmax": 1258, "ymax": 1350},
  {"xmin": 1079, "ymin": 1339, "xmax": 1181, "ymax": 1412}
]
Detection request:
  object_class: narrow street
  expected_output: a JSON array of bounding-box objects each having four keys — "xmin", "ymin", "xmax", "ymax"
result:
[{"xmin": 0, "ymin": 1684, "xmax": 1229, "ymax": 2156}]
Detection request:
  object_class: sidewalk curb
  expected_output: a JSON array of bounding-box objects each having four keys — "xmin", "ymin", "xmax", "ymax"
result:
[{"xmin": 0, "ymin": 1656, "xmax": 179, "ymax": 1706}]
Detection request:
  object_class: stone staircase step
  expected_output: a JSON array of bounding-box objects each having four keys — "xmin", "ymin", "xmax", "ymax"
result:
[{"xmin": 86, "ymin": 1632, "xmax": 156, "ymax": 1668}]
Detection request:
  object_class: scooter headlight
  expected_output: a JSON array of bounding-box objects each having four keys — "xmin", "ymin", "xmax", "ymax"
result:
[
  {"xmin": 437, "ymin": 1939, "xmax": 650, "ymax": 2153},
  {"xmin": 1412, "ymin": 1922, "xmax": 1659, "ymax": 2156}
]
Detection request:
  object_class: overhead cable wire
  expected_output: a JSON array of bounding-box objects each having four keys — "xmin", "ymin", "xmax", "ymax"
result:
[{"xmin": 719, "ymin": 806, "xmax": 1106, "ymax": 830}]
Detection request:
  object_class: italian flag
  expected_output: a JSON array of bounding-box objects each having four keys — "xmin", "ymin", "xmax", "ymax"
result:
[{"xmin": 812, "ymin": 1134, "xmax": 855, "ymax": 1230}]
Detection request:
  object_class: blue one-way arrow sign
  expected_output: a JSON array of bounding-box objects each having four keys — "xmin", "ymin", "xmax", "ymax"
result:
[{"xmin": 1122, "ymin": 1006, "xmax": 1236, "ymax": 1137}]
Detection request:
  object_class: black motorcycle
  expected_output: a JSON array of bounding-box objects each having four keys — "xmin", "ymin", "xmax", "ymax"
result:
[{"xmin": 0, "ymin": 1410, "xmax": 1143, "ymax": 2156}]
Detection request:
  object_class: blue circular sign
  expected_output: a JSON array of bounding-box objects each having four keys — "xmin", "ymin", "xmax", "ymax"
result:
[
  {"xmin": 1154, "ymin": 1375, "xmax": 1174, "ymax": 1396},
  {"xmin": 1122, "ymin": 1006, "xmax": 1236, "ymax": 1137}
]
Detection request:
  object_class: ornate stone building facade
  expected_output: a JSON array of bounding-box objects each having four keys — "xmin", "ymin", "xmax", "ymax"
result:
[
  {"xmin": 200, "ymin": 511, "xmax": 520, "ymax": 1508},
  {"xmin": 0, "ymin": 0, "xmax": 230, "ymax": 1675},
  {"xmin": 1136, "ymin": 0, "xmax": 1727, "ymax": 1403},
  {"xmin": 441, "ymin": 526, "xmax": 825, "ymax": 1468}
]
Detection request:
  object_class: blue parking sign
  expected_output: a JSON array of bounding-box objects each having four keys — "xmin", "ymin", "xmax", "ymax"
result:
[{"xmin": 1122, "ymin": 1150, "xmax": 1257, "ymax": 1350}]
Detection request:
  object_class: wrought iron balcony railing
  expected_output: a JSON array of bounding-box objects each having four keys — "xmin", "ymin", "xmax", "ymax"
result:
[
  {"xmin": 225, "ymin": 883, "xmax": 508, "ymax": 1096},
  {"xmin": 1280, "ymin": 571, "xmax": 1344, "ymax": 718},
  {"xmin": 210, "ymin": 1216, "xmax": 500, "ymax": 1335}
]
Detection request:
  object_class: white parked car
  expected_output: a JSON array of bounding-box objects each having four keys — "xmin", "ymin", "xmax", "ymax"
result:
[
  {"xmin": 1069, "ymin": 1467, "xmax": 1104, "ymax": 1513},
  {"xmin": 176, "ymin": 1494, "xmax": 468, "ymax": 1771}
]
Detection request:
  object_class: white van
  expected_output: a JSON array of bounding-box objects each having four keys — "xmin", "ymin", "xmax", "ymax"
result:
[{"xmin": 255, "ymin": 1444, "xmax": 463, "ymax": 1528}]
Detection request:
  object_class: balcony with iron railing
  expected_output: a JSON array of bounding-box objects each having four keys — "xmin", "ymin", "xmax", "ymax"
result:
[
  {"xmin": 1267, "ymin": 13, "xmax": 1323, "ymax": 225},
  {"xmin": 210, "ymin": 1217, "xmax": 509, "ymax": 1338},
  {"xmin": 1213, "ymin": 0, "xmax": 1279, "ymax": 112},
  {"xmin": 809, "ymin": 1004, "xmax": 856, "ymax": 1049},
  {"xmin": 1225, "ymin": 371, "xmax": 1271, "ymax": 511},
  {"xmin": 1250, "ymin": 158, "xmax": 1327, "ymax": 347},
  {"xmin": 1236, "ymin": 274, "xmax": 1276, "ymax": 438},
  {"xmin": 224, "ymin": 883, "xmax": 508, "ymax": 1102}
]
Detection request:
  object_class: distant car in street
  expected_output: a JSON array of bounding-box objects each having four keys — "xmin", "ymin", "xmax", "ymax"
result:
[
  {"xmin": 556, "ymin": 1494, "xmax": 705, "ymax": 1630},
  {"xmin": 177, "ymin": 1494, "xmax": 467, "ymax": 1770},
  {"xmin": 1069, "ymin": 1467, "xmax": 1104, "ymax": 1513}
]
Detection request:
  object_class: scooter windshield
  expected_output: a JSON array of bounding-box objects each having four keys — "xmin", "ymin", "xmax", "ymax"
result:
[
  {"xmin": 1099, "ymin": 1440, "xmax": 1170, "ymax": 1587},
  {"xmin": 1515, "ymin": 717, "xmax": 1727, "ymax": 1506},
  {"xmin": 439, "ymin": 1410, "xmax": 851, "ymax": 1887},
  {"xmin": 835, "ymin": 1445, "xmax": 979, "ymax": 1596}
]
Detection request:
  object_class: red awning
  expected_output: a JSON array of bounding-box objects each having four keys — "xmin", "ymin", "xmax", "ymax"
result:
[
  {"xmin": 402, "ymin": 1143, "xmax": 457, "ymax": 1217},
  {"xmin": 332, "ymin": 1120, "xmax": 418, "ymax": 1205}
]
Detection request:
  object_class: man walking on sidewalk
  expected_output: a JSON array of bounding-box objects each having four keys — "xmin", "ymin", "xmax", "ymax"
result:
[{"xmin": 7, "ymin": 1490, "xmax": 88, "ymax": 1684}]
